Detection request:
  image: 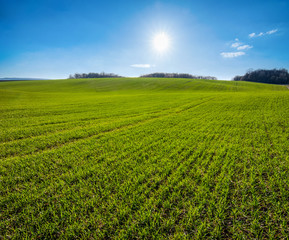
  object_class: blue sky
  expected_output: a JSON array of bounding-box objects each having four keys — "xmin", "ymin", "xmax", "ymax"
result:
[{"xmin": 0, "ymin": 0, "xmax": 288, "ymax": 80}]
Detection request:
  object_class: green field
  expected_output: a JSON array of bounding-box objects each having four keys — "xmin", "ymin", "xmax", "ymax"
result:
[{"xmin": 1, "ymin": 78, "xmax": 289, "ymax": 239}]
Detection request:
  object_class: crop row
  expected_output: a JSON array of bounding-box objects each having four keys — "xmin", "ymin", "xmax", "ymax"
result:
[{"xmin": 1, "ymin": 91, "xmax": 289, "ymax": 238}]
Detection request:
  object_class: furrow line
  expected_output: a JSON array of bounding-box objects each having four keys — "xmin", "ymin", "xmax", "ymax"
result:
[{"xmin": 1, "ymin": 98, "xmax": 214, "ymax": 161}]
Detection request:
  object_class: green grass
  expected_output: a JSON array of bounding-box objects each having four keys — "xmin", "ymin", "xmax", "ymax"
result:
[{"xmin": 1, "ymin": 78, "xmax": 289, "ymax": 239}]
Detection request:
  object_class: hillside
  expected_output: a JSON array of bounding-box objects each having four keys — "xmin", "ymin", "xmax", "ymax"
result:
[
  {"xmin": 0, "ymin": 78, "xmax": 286, "ymax": 99},
  {"xmin": 1, "ymin": 78, "xmax": 289, "ymax": 239}
]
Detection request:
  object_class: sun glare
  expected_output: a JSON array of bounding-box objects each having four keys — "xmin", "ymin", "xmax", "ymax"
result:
[{"xmin": 153, "ymin": 32, "xmax": 170, "ymax": 53}]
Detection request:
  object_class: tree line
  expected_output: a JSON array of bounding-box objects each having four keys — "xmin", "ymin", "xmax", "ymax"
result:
[
  {"xmin": 140, "ymin": 72, "xmax": 217, "ymax": 80},
  {"xmin": 69, "ymin": 72, "xmax": 123, "ymax": 79},
  {"xmin": 68, "ymin": 72, "xmax": 217, "ymax": 80},
  {"xmin": 233, "ymin": 69, "xmax": 289, "ymax": 84}
]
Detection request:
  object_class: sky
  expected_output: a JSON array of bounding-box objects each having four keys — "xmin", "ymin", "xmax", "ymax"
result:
[{"xmin": 0, "ymin": 0, "xmax": 289, "ymax": 80}]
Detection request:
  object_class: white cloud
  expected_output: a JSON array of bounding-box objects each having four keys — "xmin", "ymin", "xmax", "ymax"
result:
[
  {"xmin": 224, "ymin": 39, "xmax": 252, "ymax": 58},
  {"xmin": 130, "ymin": 64, "xmax": 153, "ymax": 68},
  {"xmin": 221, "ymin": 52, "xmax": 245, "ymax": 58},
  {"xmin": 249, "ymin": 29, "xmax": 278, "ymax": 38},
  {"xmin": 231, "ymin": 40, "xmax": 252, "ymax": 51},
  {"xmin": 267, "ymin": 29, "xmax": 278, "ymax": 35},
  {"xmin": 237, "ymin": 45, "xmax": 253, "ymax": 50},
  {"xmin": 231, "ymin": 42, "xmax": 242, "ymax": 48}
]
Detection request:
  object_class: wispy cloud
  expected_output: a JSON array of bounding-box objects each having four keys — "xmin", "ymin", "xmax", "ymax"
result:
[
  {"xmin": 222, "ymin": 38, "xmax": 251, "ymax": 58},
  {"xmin": 249, "ymin": 29, "xmax": 278, "ymax": 38},
  {"xmin": 267, "ymin": 29, "xmax": 278, "ymax": 35},
  {"xmin": 231, "ymin": 42, "xmax": 242, "ymax": 48},
  {"xmin": 237, "ymin": 45, "xmax": 253, "ymax": 50},
  {"xmin": 130, "ymin": 64, "xmax": 153, "ymax": 68},
  {"xmin": 222, "ymin": 28, "xmax": 277, "ymax": 59},
  {"xmin": 221, "ymin": 52, "xmax": 245, "ymax": 58},
  {"xmin": 229, "ymin": 39, "xmax": 253, "ymax": 54},
  {"xmin": 231, "ymin": 40, "xmax": 253, "ymax": 51}
]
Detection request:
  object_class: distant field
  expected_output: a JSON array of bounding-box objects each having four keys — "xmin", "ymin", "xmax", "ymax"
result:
[{"xmin": 1, "ymin": 78, "xmax": 289, "ymax": 239}]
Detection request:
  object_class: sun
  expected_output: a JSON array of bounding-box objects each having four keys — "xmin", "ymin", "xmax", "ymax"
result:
[{"xmin": 153, "ymin": 32, "xmax": 170, "ymax": 53}]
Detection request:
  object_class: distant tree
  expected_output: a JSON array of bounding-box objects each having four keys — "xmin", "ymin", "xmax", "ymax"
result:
[
  {"xmin": 233, "ymin": 69, "xmax": 289, "ymax": 84},
  {"xmin": 140, "ymin": 72, "xmax": 217, "ymax": 80},
  {"xmin": 68, "ymin": 72, "xmax": 123, "ymax": 79},
  {"xmin": 233, "ymin": 75, "xmax": 242, "ymax": 81}
]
